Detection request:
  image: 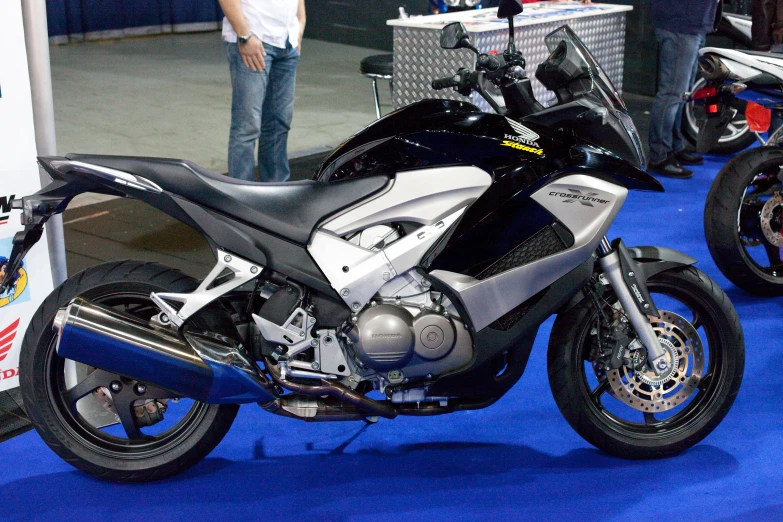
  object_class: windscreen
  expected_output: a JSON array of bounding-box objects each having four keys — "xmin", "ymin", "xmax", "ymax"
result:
[
  {"xmin": 544, "ymin": 25, "xmax": 646, "ymax": 169},
  {"xmin": 544, "ymin": 26, "xmax": 626, "ymax": 114}
]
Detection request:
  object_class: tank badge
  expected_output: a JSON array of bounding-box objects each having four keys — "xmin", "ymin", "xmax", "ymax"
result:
[
  {"xmin": 503, "ymin": 117, "xmax": 543, "ymax": 154},
  {"xmin": 505, "ymin": 117, "xmax": 540, "ymax": 145},
  {"xmin": 501, "ymin": 140, "xmax": 543, "ymax": 155}
]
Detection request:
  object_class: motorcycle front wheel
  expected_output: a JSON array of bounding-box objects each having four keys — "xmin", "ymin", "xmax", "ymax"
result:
[
  {"xmin": 547, "ymin": 266, "xmax": 744, "ymax": 459},
  {"xmin": 19, "ymin": 261, "xmax": 239, "ymax": 482},
  {"xmin": 705, "ymin": 146, "xmax": 783, "ymax": 295}
]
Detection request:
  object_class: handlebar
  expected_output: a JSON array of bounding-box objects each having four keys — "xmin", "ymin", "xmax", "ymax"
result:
[
  {"xmin": 477, "ymin": 54, "xmax": 500, "ymax": 72},
  {"xmin": 431, "ymin": 76, "xmax": 458, "ymax": 90}
]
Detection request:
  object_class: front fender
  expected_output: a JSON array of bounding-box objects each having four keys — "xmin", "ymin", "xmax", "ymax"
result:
[
  {"xmin": 628, "ymin": 246, "xmax": 698, "ymax": 281},
  {"xmin": 558, "ymin": 244, "xmax": 696, "ymax": 315}
]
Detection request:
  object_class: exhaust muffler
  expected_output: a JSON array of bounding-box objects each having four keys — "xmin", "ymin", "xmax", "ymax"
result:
[{"xmin": 53, "ymin": 298, "xmax": 277, "ymax": 404}]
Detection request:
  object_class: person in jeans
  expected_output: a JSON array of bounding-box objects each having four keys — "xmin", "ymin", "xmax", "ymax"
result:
[
  {"xmin": 219, "ymin": 0, "xmax": 306, "ymax": 182},
  {"xmin": 648, "ymin": 0, "xmax": 721, "ymax": 179}
]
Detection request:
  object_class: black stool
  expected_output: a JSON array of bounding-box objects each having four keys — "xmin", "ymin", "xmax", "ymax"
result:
[{"xmin": 360, "ymin": 54, "xmax": 393, "ymax": 119}]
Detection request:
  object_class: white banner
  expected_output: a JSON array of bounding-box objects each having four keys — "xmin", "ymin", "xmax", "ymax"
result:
[{"xmin": 0, "ymin": 1, "xmax": 55, "ymax": 391}]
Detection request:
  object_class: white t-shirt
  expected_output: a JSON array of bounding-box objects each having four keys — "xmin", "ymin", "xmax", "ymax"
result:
[{"xmin": 222, "ymin": 0, "xmax": 300, "ymax": 49}]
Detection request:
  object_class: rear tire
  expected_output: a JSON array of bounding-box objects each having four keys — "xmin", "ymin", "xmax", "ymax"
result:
[
  {"xmin": 20, "ymin": 261, "xmax": 239, "ymax": 482},
  {"xmin": 547, "ymin": 266, "xmax": 744, "ymax": 459},
  {"xmin": 705, "ymin": 147, "xmax": 783, "ymax": 296}
]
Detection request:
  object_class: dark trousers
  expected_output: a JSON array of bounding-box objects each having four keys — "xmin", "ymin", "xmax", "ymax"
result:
[
  {"xmin": 648, "ymin": 29, "xmax": 705, "ymax": 164},
  {"xmin": 752, "ymin": 0, "xmax": 783, "ymax": 51}
]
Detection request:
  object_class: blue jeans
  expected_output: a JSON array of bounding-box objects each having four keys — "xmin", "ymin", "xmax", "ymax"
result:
[
  {"xmin": 225, "ymin": 41, "xmax": 299, "ymax": 182},
  {"xmin": 648, "ymin": 29, "xmax": 706, "ymax": 164}
]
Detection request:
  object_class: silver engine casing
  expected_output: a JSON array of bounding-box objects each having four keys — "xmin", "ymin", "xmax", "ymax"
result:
[
  {"xmin": 347, "ymin": 304, "xmax": 465, "ymax": 373},
  {"xmin": 344, "ymin": 268, "xmax": 473, "ymax": 380},
  {"xmin": 347, "ymin": 304, "xmax": 416, "ymax": 371}
]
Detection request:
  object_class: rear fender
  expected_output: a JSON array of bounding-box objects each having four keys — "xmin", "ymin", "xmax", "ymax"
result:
[
  {"xmin": 0, "ymin": 157, "xmax": 207, "ymax": 294},
  {"xmin": 3, "ymin": 157, "xmax": 336, "ymax": 297}
]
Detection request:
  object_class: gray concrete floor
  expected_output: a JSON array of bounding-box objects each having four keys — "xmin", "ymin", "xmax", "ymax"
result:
[{"xmin": 50, "ymin": 32, "xmax": 387, "ymax": 175}]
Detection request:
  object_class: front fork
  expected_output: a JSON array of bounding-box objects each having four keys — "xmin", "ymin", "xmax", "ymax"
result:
[{"xmin": 597, "ymin": 237, "xmax": 669, "ymax": 375}]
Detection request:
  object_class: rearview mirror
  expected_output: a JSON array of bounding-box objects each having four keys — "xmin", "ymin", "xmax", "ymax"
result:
[
  {"xmin": 440, "ymin": 22, "xmax": 469, "ymax": 50},
  {"xmin": 497, "ymin": 0, "xmax": 524, "ymax": 19}
]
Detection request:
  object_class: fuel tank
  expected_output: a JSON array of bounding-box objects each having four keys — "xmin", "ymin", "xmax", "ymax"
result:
[
  {"xmin": 313, "ymin": 99, "xmax": 655, "ymax": 283},
  {"xmin": 314, "ymin": 99, "xmax": 561, "ymax": 183}
]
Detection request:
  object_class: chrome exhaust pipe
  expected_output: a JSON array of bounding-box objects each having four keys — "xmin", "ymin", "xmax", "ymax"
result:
[{"xmin": 53, "ymin": 298, "xmax": 277, "ymax": 404}]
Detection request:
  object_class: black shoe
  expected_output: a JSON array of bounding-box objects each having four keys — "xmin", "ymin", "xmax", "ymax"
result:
[
  {"xmin": 648, "ymin": 155, "xmax": 694, "ymax": 179},
  {"xmin": 675, "ymin": 150, "xmax": 704, "ymax": 165}
]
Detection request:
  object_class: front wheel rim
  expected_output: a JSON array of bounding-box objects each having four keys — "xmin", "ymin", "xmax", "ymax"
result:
[{"xmin": 576, "ymin": 281, "xmax": 727, "ymax": 440}]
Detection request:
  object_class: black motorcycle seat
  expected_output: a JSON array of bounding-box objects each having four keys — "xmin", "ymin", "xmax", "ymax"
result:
[{"xmin": 65, "ymin": 154, "xmax": 389, "ymax": 244}]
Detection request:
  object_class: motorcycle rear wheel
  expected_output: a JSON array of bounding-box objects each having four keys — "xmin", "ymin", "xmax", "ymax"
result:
[
  {"xmin": 547, "ymin": 266, "xmax": 744, "ymax": 459},
  {"xmin": 19, "ymin": 261, "xmax": 239, "ymax": 482},
  {"xmin": 705, "ymin": 147, "xmax": 783, "ymax": 295},
  {"xmin": 682, "ymin": 76, "xmax": 754, "ymax": 155}
]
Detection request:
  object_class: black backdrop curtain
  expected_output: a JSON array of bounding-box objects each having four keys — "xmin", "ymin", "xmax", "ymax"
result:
[{"xmin": 47, "ymin": 0, "xmax": 224, "ymax": 43}]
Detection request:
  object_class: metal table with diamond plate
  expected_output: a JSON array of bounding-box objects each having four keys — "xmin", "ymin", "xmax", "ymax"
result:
[{"xmin": 388, "ymin": 2, "xmax": 633, "ymax": 112}]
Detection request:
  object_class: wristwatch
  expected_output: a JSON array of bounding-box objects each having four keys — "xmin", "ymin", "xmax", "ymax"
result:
[{"xmin": 238, "ymin": 32, "xmax": 255, "ymax": 45}]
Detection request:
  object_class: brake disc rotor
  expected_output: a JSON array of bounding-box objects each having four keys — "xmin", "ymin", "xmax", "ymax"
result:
[
  {"xmin": 594, "ymin": 310, "xmax": 705, "ymax": 414},
  {"xmin": 760, "ymin": 193, "xmax": 783, "ymax": 247}
]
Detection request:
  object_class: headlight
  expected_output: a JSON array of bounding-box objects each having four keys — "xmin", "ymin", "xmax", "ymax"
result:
[
  {"xmin": 465, "ymin": 0, "xmax": 479, "ymax": 6},
  {"xmin": 443, "ymin": 0, "xmax": 461, "ymax": 6}
]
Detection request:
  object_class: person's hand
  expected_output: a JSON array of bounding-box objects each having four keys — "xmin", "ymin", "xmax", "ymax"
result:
[
  {"xmin": 298, "ymin": 31, "xmax": 304, "ymax": 54},
  {"xmin": 239, "ymin": 35, "xmax": 266, "ymax": 71}
]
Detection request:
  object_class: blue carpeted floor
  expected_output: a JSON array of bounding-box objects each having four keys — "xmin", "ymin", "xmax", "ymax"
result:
[{"xmin": 1, "ymin": 153, "xmax": 781, "ymax": 521}]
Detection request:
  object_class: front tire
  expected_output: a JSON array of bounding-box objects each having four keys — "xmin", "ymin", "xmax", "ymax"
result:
[
  {"xmin": 705, "ymin": 147, "xmax": 783, "ymax": 296},
  {"xmin": 547, "ymin": 266, "xmax": 744, "ymax": 459},
  {"xmin": 20, "ymin": 261, "xmax": 239, "ymax": 482}
]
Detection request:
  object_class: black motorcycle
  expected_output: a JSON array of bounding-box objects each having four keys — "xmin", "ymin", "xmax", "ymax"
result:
[{"xmin": 3, "ymin": 0, "xmax": 743, "ymax": 482}]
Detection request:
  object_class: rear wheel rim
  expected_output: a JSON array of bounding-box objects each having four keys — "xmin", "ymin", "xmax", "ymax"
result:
[
  {"xmin": 685, "ymin": 77, "xmax": 750, "ymax": 145},
  {"xmin": 735, "ymin": 158, "xmax": 783, "ymax": 278},
  {"xmin": 44, "ymin": 291, "xmax": 210, "ymax": 460}
]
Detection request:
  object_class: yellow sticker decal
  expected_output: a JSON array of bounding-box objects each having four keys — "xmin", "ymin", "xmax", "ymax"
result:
[
  {"xmin": 501, "ymin": 140, "xmax": 544, "ymax": 155},
  {"xmin": 0, "ymin": 267, "xmax": 28, "ymax": 308}
]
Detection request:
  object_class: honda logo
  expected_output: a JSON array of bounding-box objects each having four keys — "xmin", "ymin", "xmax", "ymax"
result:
[{"xmin": 0, "ymin": 318, "xmax": 19, "ymax": 362}]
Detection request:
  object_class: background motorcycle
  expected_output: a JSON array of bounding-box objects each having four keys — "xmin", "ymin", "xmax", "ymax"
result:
[
  {"xmin": 682, "ymin": 11, "xmax": 756, "ymax": 154},
  {"xmin": 694, "ymin": 46, "xmax": 783, "ymax": 295},
  {"xmin": 2, "ymin": 0, "xmax": 744, "ymax": 482}
]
